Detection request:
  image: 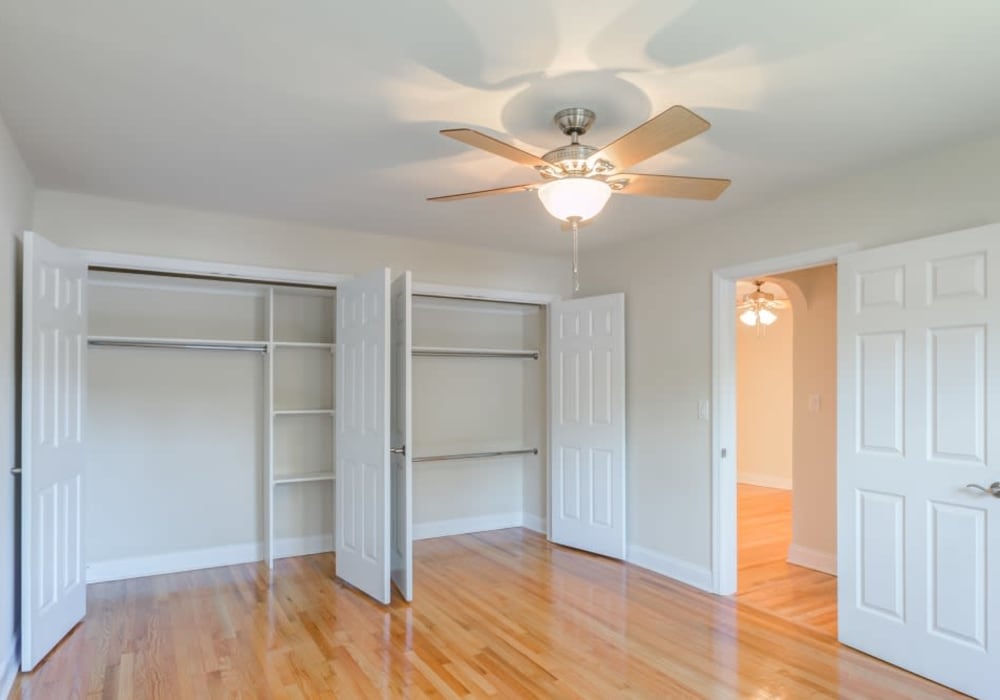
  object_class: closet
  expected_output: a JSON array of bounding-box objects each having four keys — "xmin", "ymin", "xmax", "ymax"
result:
[
  {"xmin": 19, "ymin": 231, "xmax": 626, "ymax": 670},
  {"xmin": 85, "ymin": 270, "xmax": 336, "ymax": 578},
  {"xmin": 409, "ymin": 294, "xmax": 546, "ymax": 538}
]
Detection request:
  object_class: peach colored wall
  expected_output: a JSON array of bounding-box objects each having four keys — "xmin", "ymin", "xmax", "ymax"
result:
[
  {"xmin": 776, "ymin": 264, "xmax": 837, "ymax": 573},
  {"xmin": 736, "ymin": 306, "xmax": 793, "ymax": 489}
]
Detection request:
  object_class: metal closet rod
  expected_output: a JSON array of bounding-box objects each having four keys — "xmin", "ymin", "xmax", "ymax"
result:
[
  {"xmin": 413, "ymin": 448, "xmax": 538, "ymax": 463},
  {"xmin": 412, "ymin": 348, "xmax": 539, "ymax": 360},
  {"xmin": 88, "ymin": 338, "xmax": 267, "ymax": 353}
]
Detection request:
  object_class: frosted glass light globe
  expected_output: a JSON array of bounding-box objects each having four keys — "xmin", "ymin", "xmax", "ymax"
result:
[{"xmin": 537, "ymin": 177, "xmax": 612, "ymax": 222}]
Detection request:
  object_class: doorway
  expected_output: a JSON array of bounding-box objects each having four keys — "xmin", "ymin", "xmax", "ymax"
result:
[
  {"xmin": 732, "ymin": 271, "xmax": 837, "ymax": 635},
  {"xmin": 710, "ymin": 244, "xmax": 855, "ymax": 616}
]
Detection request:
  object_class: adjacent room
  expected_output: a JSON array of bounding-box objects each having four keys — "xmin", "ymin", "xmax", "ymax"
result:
[
  {"xmin": 1, "ymin": 2, "xmax": 998, "ymax": 698},
  {"xmin": 734, "ymin": 271, "xmax": 837, "ymax": 636}
]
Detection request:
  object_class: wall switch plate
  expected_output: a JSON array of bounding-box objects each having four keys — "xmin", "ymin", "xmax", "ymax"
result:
[
  {"xmin": 808, "ymin": 394, "xmax": 822, "ymax": 413},
  {"xmin": 698, "ymin": 400, "xmax": 710, "ymax": 421}
]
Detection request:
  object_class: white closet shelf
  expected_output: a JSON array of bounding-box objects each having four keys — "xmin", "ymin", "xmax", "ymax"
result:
[
  {"xmin": 272, "ymin": 341, "xmax": 335, "ymax": 349},
  {"xmin": 273, "ymin": 471, "xmax": 336, "ymax": 485},
  {"xmin": 272, "ymin": 408, "xmax": 335, "ymax": 416},
  {"xmin": 89, "ymin": 335, "xmax": 267, "ymax": 352},
  {"xmin": 412, "ymin": 346, "xmax": 539, "ymax": 359}
]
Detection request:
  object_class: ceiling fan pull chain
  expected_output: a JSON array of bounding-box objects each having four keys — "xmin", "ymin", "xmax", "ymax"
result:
[{"xmin": 571, "ymin": 217, "xmax": 581, "ymax": 293}]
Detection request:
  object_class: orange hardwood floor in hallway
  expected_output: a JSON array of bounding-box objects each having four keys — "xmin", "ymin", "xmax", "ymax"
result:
[
  {"xmin": 736, "ymin": 483, "xmax": 838, "ymax": 637},
  {"xmin": 12, "ymin": 529, "xmax": 964, "ymax": 698}
]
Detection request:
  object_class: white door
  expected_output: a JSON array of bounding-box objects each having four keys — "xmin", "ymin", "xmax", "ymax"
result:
[
  {"xmin": 20, "ymin": 231, "xmax": 88, "ymax": 671},
  {"xmin": 390, "ymin": 271, "xmax": 413, "ymax": 601},
  {"xmin": 335, "ymin": 268, "xmax": 391, "ymax": 604},
  {"xmin": 838, "ymin": 224, "xmax": 999, "ymax": 698},
  {"xmin": 549, "ymin": 293, "xmax": 626, "ymax": 559}
]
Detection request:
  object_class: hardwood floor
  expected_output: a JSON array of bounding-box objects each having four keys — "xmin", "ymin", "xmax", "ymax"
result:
[
  {"xmin": 736, "ymin": 483, "xmax": 839, "ymax": 636},
  {"xmin": 12, "ymin": 529, "xmax": 964, "ymax": 698}
]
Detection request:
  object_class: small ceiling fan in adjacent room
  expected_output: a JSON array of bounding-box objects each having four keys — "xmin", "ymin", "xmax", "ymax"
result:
[
  {"xmin": 428, "ymin": 105, "xmax": 731, "ymax": 290},
  {"xmin": 738, "ymin": 280, "xmax": 789, "ymax": 334}
]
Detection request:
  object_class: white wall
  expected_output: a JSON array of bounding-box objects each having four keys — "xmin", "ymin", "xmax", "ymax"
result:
[
  {"xmin": 32, "ymin": 190, "xmax": 571, "ymax": 296},
  {"xmin": 579, "ymin": 130, "xmax": 1000, "ymax": 585},
  {"xmin": 0, "ymin": 112, "xmax": 34, "ymax": 693},
  {"xmin": 736, "ymin": 306, "xmax": 793, "ymax": 489}
]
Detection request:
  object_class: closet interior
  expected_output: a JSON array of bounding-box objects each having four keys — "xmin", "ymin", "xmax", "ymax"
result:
[
  {"xmin": 83, "ymin": 270, "xmax": 546, "ymax": 582},
  {"xmin": 410, "ymin": 294, "xmax": 547, "ymax": 537}
]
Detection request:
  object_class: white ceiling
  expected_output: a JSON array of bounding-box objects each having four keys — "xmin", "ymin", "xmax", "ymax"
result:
[{"xmin": 2, "ymin": 1, "xmax": 999, "ymax": 255}]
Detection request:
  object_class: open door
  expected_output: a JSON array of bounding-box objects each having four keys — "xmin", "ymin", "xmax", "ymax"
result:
[
  {"xmin": 548, "ymin": 293, "xmax": 626, "ymax": 559},
  {"xmin": 390, "ymin": 271, "xmax": 413, "ymax": 601},
  {"xmin": 335, "ymin": 268, "xmax": 391, "ymax": 604},
  {"xmin": 838, "ymin": 224, "xmax": 999, "ymax": 698},
  {"xmin": 20, "ymin": 231, "xmax": 88, "ymax": 670}
]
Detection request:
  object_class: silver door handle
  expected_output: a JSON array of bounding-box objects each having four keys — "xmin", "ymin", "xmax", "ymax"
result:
[
  {"xmin": 965, "ymin": 482, "xmax": 1000, "ymax": 498},
  {"xmin": 390, "ymin": 446, "xmax": 405, "ymax": 456},
  {"xmin": 10, "ymin": 468, "xmax": 21, "ymax": 475}
]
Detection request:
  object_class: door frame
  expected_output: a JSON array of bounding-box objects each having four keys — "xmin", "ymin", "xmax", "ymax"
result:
[{"xmin": 710, "ymin": 243, "xmax": 856, "ymax": 595}]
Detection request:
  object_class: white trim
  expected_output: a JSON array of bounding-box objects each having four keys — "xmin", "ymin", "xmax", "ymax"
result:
[
  {"xmin": 787, "ymin": 544, "xmax": 837, "ymax": 576},
  {"xmin": 413, "ymin": 512, "xmax": 525, "ymax": 540},
  {"xmin": 79, "ymin": 247, "xmax": 349, "ymax": 287},
  {"xmin": 521, "ymin": 512, "xmax": 546, "ymax": 534},
  {"xmin": 713, "ymin": 243, "xmax": 859, "ymax": 280},
  {"xmin": 273, "ymin": 534, "xmax": 335, "ymax": 560},
  {"xmin": 412, "ymin": 281, "xmax": 558, "ymax": 306},
  {"xmin": 627, "ymin": 545, "xmax": 714, "ymax": 592},
  {"xmin": 1, "ymin": 636, "xmax": 18, "ymax": 698},
  {"xmin": 84, "ymin": 536, "xmax": 335, "ymax": 583},
  {"xmin": 737, "ymin": 473, "xmax": 793, "ymax": 490},
  {"xmin": 712, "ymin": 243, "xmax": 857, "ymax": 595}
]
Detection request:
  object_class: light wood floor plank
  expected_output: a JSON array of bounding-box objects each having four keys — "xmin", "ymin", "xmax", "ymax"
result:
[
  {"xmin": 736, "ymin": 483, "xmax": 839, "ymax": 636},
  {"xmin": 11, "ymin": 528, "xmax": 965, "ymax": 698}
]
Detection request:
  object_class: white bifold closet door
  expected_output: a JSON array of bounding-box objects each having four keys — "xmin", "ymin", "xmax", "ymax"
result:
[
  {"xmin": 335, "ymin": 268, "xmax": 392, "ymax": 603},
  {"xmin": 390, "ymin": 271, "xmax": 413, "ymax": 601},
  {"xmin": 20, "ymin": 231, "xmax": 88, "ymax": 671},
  {"xmin": 837, "ymin": 224, "xmax": 999, "ymax": 698},
  {"xmin": 548, "ymin": 293, "xmax": 626, "ymax": 559}
]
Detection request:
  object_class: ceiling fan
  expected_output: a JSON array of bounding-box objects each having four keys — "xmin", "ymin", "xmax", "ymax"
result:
[
  {"xmin": 428, "ymin": 105, "xmax": 730, "ymax": 290},
  {"xmin": 428, "ymin": 105, "xmax": 730, "ymax": 216},
  {"xmin": 738, "ymin": 280, "xmax": 788, "ymax": 332}
]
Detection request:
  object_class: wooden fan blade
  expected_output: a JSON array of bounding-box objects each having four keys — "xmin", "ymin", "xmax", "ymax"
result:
[
  {"xmin": 441, "ymin": 129, "xmax": 550, "ymax": 169},
  {"xmin": 588, "ymin": 106, "xmax": 710, "ymax": 172},
  {"xmin": 427, "ymin": 183, "xmax": 538, "ymax": 202},
  {"xmin": 611, "ymin": 173, "xmax": 731, "ymax": 200}
]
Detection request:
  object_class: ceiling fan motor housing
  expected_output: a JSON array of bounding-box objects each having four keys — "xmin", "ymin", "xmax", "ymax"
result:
[
  {"xmin": 542, "ymin": 143, "xmax": 599, "ymax": 176},
  {"xmin": 553, "ymin": 107, "xmax": 596, "ymax": 137}
]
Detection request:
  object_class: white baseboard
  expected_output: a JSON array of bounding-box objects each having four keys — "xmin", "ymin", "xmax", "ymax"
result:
[
  {"xmin": 413, "ymin": 512, "xmax": 524, "ymax": 540},
  {"xmin": 1, "ymin": 635, "xmax": 19, "ymax": 700},
  {"xmin": 787, "ymin": 543, "xmax": 837, "ymax": 575},
  {"xmin": 273, "ymin": 534, "xmax": 335, "ymax": 560},
  {"xmin": 627, "ymin": 544, "xmax": 713, "ymax": 593},
  {"xmin": 521, "ymin": 512, "xmax": 546, "ymax": 535},
  {"xmin": 85, "ymin": 535, "xmax": 335, "ymax": 583},
  {"xmin": 737, "ymin": 473, "xmax": 793, "ymax": 490}
]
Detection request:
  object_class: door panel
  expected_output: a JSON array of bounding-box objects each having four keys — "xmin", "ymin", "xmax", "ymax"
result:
[
  {"xmin": 390, "ymin": 271, "xmax": 412, "ymax": 601},
  {"xmin": 549, "ymin": 293, "xmax": 626, "ymax": 559},
  {"xmin": 335, "ymin": 268, "xmax": 391, "ymax": 604},
  {"xmin": 21, "ymin": 231, "xmax": 88, "ymax": 671},
  {"xmin": 838, "ymin": 223, "xmax": 1000, "ymax": 698}
]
